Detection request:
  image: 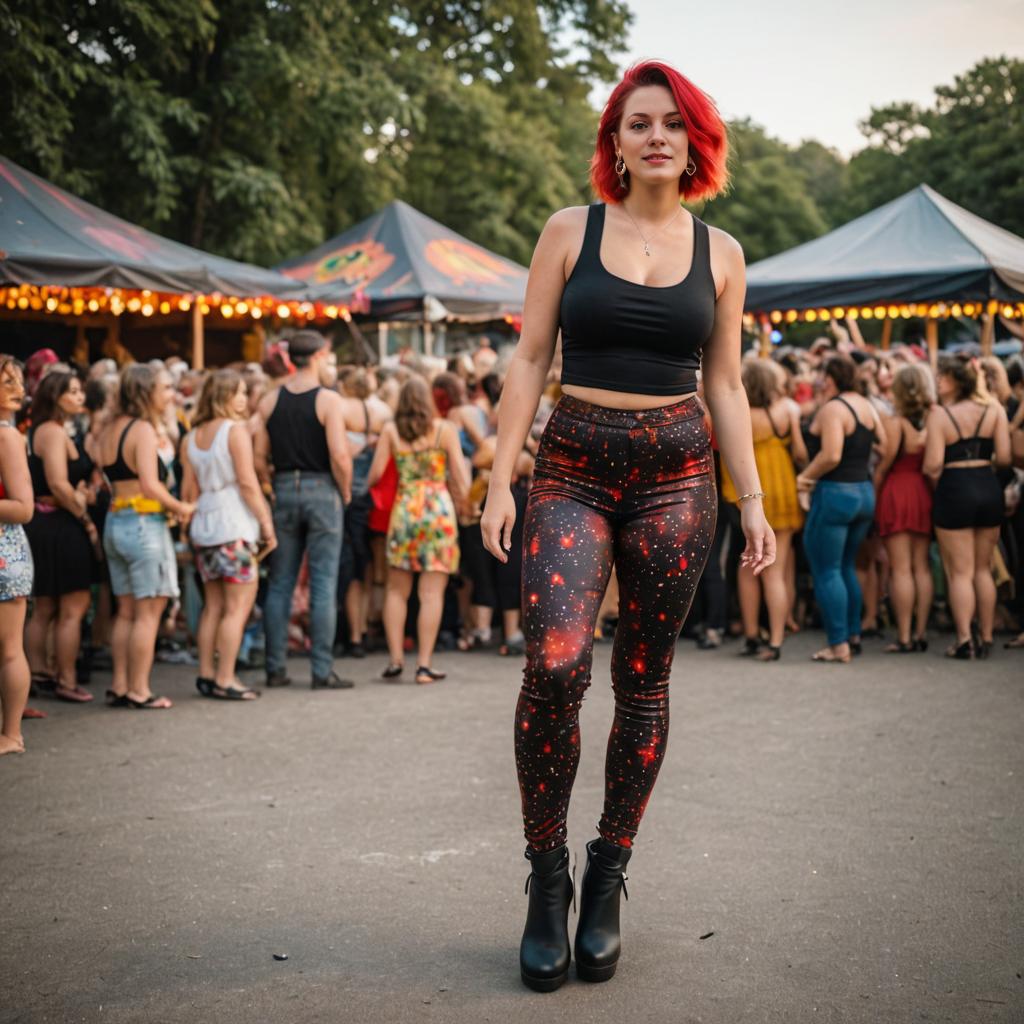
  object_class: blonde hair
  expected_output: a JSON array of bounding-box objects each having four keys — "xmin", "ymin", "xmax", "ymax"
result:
[
  {"xmin": 193, "ymin": 369, "xmax": 245, "ymax": 427},
  {"xmin": 891, "ymin": 364, "xmax": 934, "ymax": 426}
]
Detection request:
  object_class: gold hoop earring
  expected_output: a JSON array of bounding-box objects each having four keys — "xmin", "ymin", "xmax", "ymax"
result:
[
  {"xmin": 685, "ymin": 158, "xmax": 696, "ymax": 176},
  {"xmin": 614, "ymin": 154, "xmax": 628, "ymax": 191}
]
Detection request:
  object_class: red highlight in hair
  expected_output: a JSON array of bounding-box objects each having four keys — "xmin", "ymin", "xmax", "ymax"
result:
[{"xmin": 590, "ymin": 60, "xmax": 729, "ymax": 204}]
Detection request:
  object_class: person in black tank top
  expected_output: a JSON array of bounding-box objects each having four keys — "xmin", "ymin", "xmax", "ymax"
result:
[
  {"xmin": 797, "ymin": 355, "xmax": 881, "ymax": 663},
  {"xmin": 21, "ymin": 371, "xmax": 98, "ymax": 704},
  {"xmin": 254, "ymin": 330, "xmax": 354, "ymax": 691},
  {"xmin": 475, "ymin": 63, "xmax": 774, "ymax": 992},
  {"xmin": 924, "ymin": 354, "xmax": 1011, "ymax": 659}
]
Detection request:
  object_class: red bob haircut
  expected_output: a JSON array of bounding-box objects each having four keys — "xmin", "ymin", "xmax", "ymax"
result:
[{"xmin": 590, "ymin": 60, "xmax": 729, "ymax": 204}]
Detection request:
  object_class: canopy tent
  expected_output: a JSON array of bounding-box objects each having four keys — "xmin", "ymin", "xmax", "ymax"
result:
[
  {"xmin": 0, "ymin": 157, "xmax": 307, "ymax": 300},
  {"xmin": 745, "ymin": 184, "xmax": 1024, "ymax": 315},
  {"xmin": 0, "ymin": 156, "xmax": 336, "ymax": 367},
  {"xmin": 277, "ymin": 200, "xmax": 529, "ymax": 333}
]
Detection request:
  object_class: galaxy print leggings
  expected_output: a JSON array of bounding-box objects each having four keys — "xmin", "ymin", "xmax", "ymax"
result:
[{"xmin": 516, "ymin": 394, "xmax": 717, "ymax": 852}]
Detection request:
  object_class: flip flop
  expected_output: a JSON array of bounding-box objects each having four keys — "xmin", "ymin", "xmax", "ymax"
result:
[
  {"xmin": 105, "ymin": 689, "xmax": 131, "ymax": 708},
  {"xmin": 22, "ymin": 706, "xmax": 47, "ymax": 719}
]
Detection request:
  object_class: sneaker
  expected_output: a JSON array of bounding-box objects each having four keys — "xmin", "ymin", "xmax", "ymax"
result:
[{"xmin": 312, "ymin": 669, "xmax": 355, "ymax": 690}]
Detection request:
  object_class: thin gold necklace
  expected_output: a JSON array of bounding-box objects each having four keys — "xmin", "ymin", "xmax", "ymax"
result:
[{"xmin": 620, "ymin": 202, "xmax": 683, "ymax": 257}]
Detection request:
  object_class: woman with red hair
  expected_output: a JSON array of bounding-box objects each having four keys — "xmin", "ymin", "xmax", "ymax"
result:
[{"xmin": 481, "ymin": 60, "xmax": 772, "ymax": 990}]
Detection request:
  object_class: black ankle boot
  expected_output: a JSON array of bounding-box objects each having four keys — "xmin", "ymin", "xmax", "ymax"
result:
[
  {"xmin": 520, "ymin": 845, "xmax": 573, "ymax": 992},
  {"xmin": 574, "ymin": 837, "xmax": 631, "ymax": 983}
]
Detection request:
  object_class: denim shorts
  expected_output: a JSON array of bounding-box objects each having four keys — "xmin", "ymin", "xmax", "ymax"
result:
[{"xmin": 104, "ymin": 510, "xmax": 180, "ymax": 599}]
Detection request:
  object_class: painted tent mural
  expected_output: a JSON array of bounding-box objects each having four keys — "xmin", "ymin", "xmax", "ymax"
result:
[{"xmin": 277, "ymin": 200, "xmax": 528, "ymax": 322}]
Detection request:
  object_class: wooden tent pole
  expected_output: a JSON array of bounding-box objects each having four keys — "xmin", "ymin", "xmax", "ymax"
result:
[
  {"xmin": 926, "ymin": 319, "xmax": 939, "ymax": 369},
  {"xmin": 423, "ymin": 320, "xmax": 433, "ymax": 356},
  {"xmin": 191, "ymin": 302, "xmax": 205, "ymax": 369},
  {"xmin": 378, "ymin": 322, "xmax": 388, "ymax": 363},
  {"xmin": 979, "ymin": 313, "xmax": 994, "ymax": 356},
  {"xmin": 880, "ymin": 318, "xmax": 893, "ymax": 350}
]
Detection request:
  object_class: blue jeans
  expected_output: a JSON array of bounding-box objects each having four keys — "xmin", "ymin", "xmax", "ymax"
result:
[
  {"xmin": 803, "ymin": 480, "xmax": 875, "ymax": 646},
  {"xmin": 264, "ymin": 472, "xmax": 343, "ymax": 679}
]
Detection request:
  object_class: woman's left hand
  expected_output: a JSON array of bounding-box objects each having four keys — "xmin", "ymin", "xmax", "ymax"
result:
[{"xmin": 739, "ymin": 500, "xmax": 776, "ymax": 576}]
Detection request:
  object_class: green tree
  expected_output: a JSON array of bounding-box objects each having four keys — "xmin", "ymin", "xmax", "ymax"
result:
[
  {"xmin": 841, "ymin": 57, "xmax": 1024, "ymax": 234},
  {"xmin": 697, "ymin": 120, "xmax": 828, "ymax": 264}
]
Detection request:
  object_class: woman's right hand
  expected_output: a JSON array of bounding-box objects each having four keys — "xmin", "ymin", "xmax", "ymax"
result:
[
  {"xmin": 260, "ymin": 522, "xmax": 278, "ymax": 556},
  {"xmin": 481, "ymin": 483, "xmax": 517, "ymax": 563}
]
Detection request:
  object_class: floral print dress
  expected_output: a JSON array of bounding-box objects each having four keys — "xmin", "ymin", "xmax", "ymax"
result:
[{"xmin": 386, "ymin": 444, "xmax": 459, "ymax": 574}]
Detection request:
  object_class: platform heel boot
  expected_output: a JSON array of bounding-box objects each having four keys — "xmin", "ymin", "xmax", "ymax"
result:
[
  {"xmin": 574, "ymin": 837, "xmax": 631, "ymax": 982},
  {"xmin": 519, "ymin": 845, "xmax": 574, "ymax": 992}
]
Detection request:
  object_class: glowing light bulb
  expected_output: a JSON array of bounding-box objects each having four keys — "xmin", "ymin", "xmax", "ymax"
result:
[
  {"xmin": 277, "ymin": 304, "xmax": 290, "ymax": 319},
  {"xmin": 141, "ymin": 303, "xmax": 154, "ymax": 317}
]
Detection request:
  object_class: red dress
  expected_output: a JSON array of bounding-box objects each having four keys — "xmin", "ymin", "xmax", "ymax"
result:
[{"xmin": 876, "ymin": 444, "xmax": 932, "ymax": 537}]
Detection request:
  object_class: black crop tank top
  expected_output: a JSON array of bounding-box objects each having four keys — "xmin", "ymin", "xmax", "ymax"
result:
[
  {"xmin": 559, "ymin": 203, "xmax": 716, "ymax": 396},
  {"xmin": 804, "ymin": 396, "xmax": 875, "ymax": 483},
  {"xmin": 266, "ymin": 387, "xmax": 331, "ymax": 473},
  {"xmin": 103, "ymin": 420, "xmax": 168, "ymax": 483},
  {"xmin": 942, "ymin": 404, "xmax": 995, "ymax": 464}
]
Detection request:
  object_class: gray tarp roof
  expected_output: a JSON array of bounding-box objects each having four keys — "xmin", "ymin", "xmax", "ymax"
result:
[
  {"xmin": 0, "ymin": 156, "xmax": 306, "ymax": 300},
  {"xmin": 277, "ymin": 199, "xmax": 527, "ymax": 321},
  {"xmin": 745, "ymin": 184, "xmax": 1024, "ymax": 312}
]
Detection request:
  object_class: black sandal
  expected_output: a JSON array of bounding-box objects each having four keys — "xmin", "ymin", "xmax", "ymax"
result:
[
  {"xmin": 756, "ymin": 644, "xmax": 781, "ymax": 661},
  {"xmin": 738, "ymin": 637, "xmax": 761, "ymax": 657},
  {"xmin": 884, "ymin": 641, "xmax": 916, "ymax": 654},
  {"xmin": 196, "ymin": 676, "xmax": 216, "ymax": 697},
  {"xmin": 944, "ymin": 639, "xmax": 974, "ymax": 660},
  {"xmin": 415, "ymin": 666, "xmax": 446, "ymax": 684},
  {"xmin": 381, "ymin": 663, "xmax": 403, "ymax": 680},
  {"xmin": 210, "ymin": 683, "xmax": 260, "ymax": 700},
  {"xmin": 914, "ymin": 636, "xmax": 929, "ymax": 652},
  {"xmin": 105, "ymin": 689, "xmax": 130, "ymax": 708},
  {"xmin": 125, "ymin": 694, "xmax": 173, "ymax": 709}
]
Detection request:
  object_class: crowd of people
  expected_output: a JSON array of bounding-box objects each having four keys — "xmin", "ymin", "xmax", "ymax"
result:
[{"xmin": 0, "ymin": 324, "xmax": 1022, "ymax": 755}]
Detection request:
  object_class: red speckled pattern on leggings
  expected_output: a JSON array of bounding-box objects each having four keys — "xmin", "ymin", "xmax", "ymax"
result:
[{"xmin": 515, "ymin": 394, "xmax": 717, "ymax": 852}]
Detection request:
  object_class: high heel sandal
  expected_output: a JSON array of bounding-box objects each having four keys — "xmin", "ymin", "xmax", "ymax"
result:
[
  {"xmin": 738, "ymin": 637, "xmax": 761, "ymax": 657},
  {"xmin": 756, "ymin": 644, "xmax": 781, "ymax": 661}
]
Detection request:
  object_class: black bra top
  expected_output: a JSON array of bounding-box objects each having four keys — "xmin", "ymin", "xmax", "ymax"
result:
[
  {"xmin": 103, "ymin": 419, "xmax": 168, "ymax": 483},
  {"xmin": 805, "ymin": 396, "xmax": 875, "ymax": 483},
  {"xmin": 559, "ymin": 203, "xmax": 716, "ymax": 396},
  {"xmin": 28, "ymin": 430, "xmax": 93, "ymax": 498},
  {"xmin": 943, "ymin": 404, "xmax": 994, "ymax": 463}
]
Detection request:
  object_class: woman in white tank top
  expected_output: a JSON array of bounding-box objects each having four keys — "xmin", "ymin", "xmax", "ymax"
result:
[{"xmin": 181, "ymin": 370, "xmax": 276, "ymax": 700}]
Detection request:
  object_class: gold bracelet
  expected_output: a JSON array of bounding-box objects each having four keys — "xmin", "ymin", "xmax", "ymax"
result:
[{"xmin": 737, "ymin": 491, "xmax": 765, "ymax": 503}]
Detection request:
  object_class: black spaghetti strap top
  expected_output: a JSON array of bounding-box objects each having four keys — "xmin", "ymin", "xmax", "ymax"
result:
[
  {"xmin": 266, "ymin": 387, "xmax": 331, "ymax": 473},
  {"xmin": 805, "ymin": 396, "xmax": 875, "ymax": 483},
  {"xmin": 559, "ymin": 203, "xmax": 716, "ymax": 396},
  {"xmin": 103, "ymin": 420, "xmax": 168, "ymax": 483},
  {"xmin": 942, "ymin": 404, "xmax": 995, "ymax": 464}
]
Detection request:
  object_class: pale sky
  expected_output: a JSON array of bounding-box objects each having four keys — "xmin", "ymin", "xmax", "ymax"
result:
[{"xmin": 601, "ymin": 0, "xmax": 1024, "ymax": 155}]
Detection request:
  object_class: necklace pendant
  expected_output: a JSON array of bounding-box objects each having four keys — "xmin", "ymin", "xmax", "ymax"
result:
[{"xmin": 643, "ymin": 243, "xmax": 650, "ymax": 257}]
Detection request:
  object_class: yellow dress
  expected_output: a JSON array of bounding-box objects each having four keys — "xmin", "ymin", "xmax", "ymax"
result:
[{"xmin": 721, "ymin": 428, "xmax": 803, "ymax": 532}]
